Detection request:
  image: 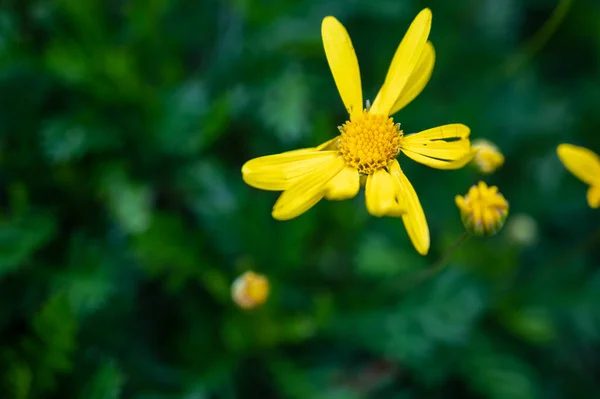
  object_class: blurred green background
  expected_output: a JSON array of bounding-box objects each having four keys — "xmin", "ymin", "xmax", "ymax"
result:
[{"xmin": 1, "ymin": 0, "xmax": 600, "ymax": 397}]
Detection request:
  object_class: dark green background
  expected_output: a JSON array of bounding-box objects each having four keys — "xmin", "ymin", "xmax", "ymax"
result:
[{"xmin": 1, "ymin": 0, "xmax": 599, "ymax": 397}]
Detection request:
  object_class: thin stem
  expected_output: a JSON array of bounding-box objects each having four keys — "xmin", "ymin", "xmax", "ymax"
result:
[
  {"xmin": 396, "ymin": 231, "xmax": 470, "ymax": 292},
  {"xmin": 428, "ymin": 231, "xmax": 471, "ymax": 274},
  {"xmin": 423, "ymin": 231, "xmax": 470, "ymax": 279},
  {"xmin": 503, "ymin": 0, "xmax": 575, "ymax": 77}
]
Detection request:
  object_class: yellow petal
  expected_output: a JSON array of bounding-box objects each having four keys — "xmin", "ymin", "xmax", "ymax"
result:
[
  {"xmin": 388, "ymin": 41, "xmax": 435, "ymax": 116},
  {"xmin": 316, "ymin": 136, "xmax": 340, "ymax": 151},
  {"xmin": 455, "ymin": 195, "xmax": 468, "ymax": 212},
  {"xmin": 400, "ymin": 124, "xmax": 474, "ymax": 170},
  {"xmin": 325, "ymin": 166, "xmax": 360, "ymax": 200},
  {"xmin": 369, "ymin": 8, "xmax": 432, "ymax": 116},
  {"xmin": 587, "ymin": 186, "xmax": 600, "ymax": 208},
  {"xmin": 389, "ymin": 160, "xmax": 430, "ymax": 255},
  {"xmin": 365, "ymin": 169, "xmax": 404, "ymax": 217},
  {"xmin": 404, "ymin": 123, "xmax": 470, "ymax": 141},
  {"xmin": 557, "ymin": 144, "xmax": 600, "ymax": 186},
  {"xmin": 401, "ymin": 149, "xmax": 476, "ymax": 170},
  {"xmin": 322, "ymin": 17, "xmax": 363, "ymax": 120},
  {"xmin": 272, "ymin": 155, "xmax": 345, "ymax": 220},
  {"xmin": 242, "ymin": 150, "xmax": 338, "ymax": 191}
]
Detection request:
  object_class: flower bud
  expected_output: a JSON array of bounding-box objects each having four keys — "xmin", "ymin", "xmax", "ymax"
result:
[
  {"xmin": 471, "ymin": 139, "xmax": 504, "ymax": 174},
  {"xmin": 231, "ymin": 271, "xmax": 269, "ymax": 309},
  {"xmin": 455, "ymin": 181, "xmax": 509, "ymax": 237}
]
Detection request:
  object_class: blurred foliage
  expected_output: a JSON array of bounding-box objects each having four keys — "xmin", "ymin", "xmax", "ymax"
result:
[{"xmin": 0, "ymin": 0, "xmax": 600, "ymax": 398}]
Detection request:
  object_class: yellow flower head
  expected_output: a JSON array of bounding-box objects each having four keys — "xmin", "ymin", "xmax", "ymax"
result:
[
  {"xmin": 242, "ymin": 9, "xmax": 475, "ymax": 255},
  {"xmin": 557, "ymin": 144, "xmax": 600, "ymax": 208},
  {"xmin": 471, "ymin": 139, "xmax": 504, "ymax": 174},
  {"xmin": 455, "ymin": 181, "xmax": 509, "ymax": 237},
  {"xmin": 231, "ymin": 271, "xmax": 269, "ymax": 310}
]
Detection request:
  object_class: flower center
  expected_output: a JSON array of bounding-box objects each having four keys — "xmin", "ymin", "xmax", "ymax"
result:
[{"xmin": 338, "ymin": 109, "xmax": 403, "ymax": 175}]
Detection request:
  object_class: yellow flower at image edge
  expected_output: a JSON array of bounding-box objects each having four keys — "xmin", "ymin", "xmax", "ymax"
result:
[
  {"xmin": 557, "ymin": 144, "xmax": 600, "ymax": 208},
  {"xmin": 242, "ymin": 8, "xmax": 475, "ymax": 255},
  {"xmin": 232, "ymin": 271, "xmax": 269, "ymax": 310},
  {"xmin": 471, "ymin": 139, "xmax": 504, "ymax": 174},
  {"xmin": 455, "ymin": 181, "xmax": 509, "ymax": 237}
]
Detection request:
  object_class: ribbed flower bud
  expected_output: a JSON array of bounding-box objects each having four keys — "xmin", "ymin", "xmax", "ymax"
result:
[{"xmin": 455, "ymin": 181, "xmax": 509, "ymax": 237}]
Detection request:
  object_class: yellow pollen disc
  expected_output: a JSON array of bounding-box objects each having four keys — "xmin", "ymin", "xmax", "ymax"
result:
[{"xmin": 338, "ymin": 109, "xmax": 403, "ymax": 175}]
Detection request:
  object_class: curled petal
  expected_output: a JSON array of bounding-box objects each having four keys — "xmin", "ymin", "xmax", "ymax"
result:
[{"xmin": 400, "ymin": 124, "xmax": 473, "ymax": 170}]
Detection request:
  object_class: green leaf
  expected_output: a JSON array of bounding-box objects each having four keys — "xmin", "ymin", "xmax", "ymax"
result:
[
  {"xmin": 26, "ymin": 293, "xmax": 78, "ymax": 392},
  {"xmin": 355, "ymin": 233, "xmax": 425, "ymax": 278},
  {"xmin": 463, "ymin": 337, "xmax": 539, "ymax": 399},
  {"xmin": 80, "ymin": 361, "xmax": 125, "ymax": 399},
  {"xmin": 101, "ymin": 168, "xmax": 153, "ymax": 235},
  {"xmin": 155, "ymin": 81, "xmax": 230, "ymax": 156},
  {"xmin": 4, "ymin": 361, "xmax": 32, "ymax": 399},
  {"xmin": 0, "ymin": 212, "xmax": 56, "ymax": 277},
  {"xmin": 52, "ymin": 234, "xmax": 116, "ymax": 316},
  {"xmin": 260, "ymin": 67, "xmax": 310, "ymax": 145},
  {"xmin": 332, "ymin": 269, "xmax": 486, "ymax": 366},
  {"xmin": 500, "ymin": 307, "xmax": 557, "ymax": 344}
]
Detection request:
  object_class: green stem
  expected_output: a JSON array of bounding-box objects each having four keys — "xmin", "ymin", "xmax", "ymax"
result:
[
  {"xmin": 503, "ymin": 0, "xmax": 575, "ymax": 77},
  {"xmin": 425, "ymin": 231, "xmax": 470, "ymax": 278},
  {"xmin": 397, "ymin": 231, "xmax": 470, "ymax": 292}
]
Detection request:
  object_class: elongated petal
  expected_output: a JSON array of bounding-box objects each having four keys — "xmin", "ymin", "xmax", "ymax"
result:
[
  {"xmin": 365, "ymin": 169, "xmax": 404, "ymax": 217},
  {"xmin": 370, "ymin": 8, "xmax": 432, "ymax": 116},
  {"xmin": 325, "ymin": 166, "xmax": 360, "ymax": 200},
  {"xmin": 401, "ymin": 149, "xmax": 475, "ymax": 170},
  {"xmin": 242, "ymin": 150, "xmax": 338, "ymax": 191},
  {"xmin": 588, "ymin": 186, "xmax": 600, "ymax": 208},
  {"xmin": 272, "ymin": 155, "xmax": 346, "ymax": 220},
  {"xmin": 400, "ymin": 124, "xmax": 473, "ymax": 170},
  {"xmin": 389, "ymin": 160, "xmax": 429, "ymax": 255},
  {"xmin": 388, "ymin": 41, "xmax": 435, "ymax": 115},
  {"xmin": 557, "ymin": 144, "xmax": 600, "ymax": 186},
  {"xmin": 404, "ymin": 123, "xmax": 470, "ymax": 142},
  {"xmin": 322, "ymin": 17, "xmax": 363, "ymax": 119}
]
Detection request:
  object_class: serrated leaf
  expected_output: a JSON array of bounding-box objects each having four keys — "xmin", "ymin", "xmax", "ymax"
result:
[{"xmin": 332, "ymin": 269, "xmax": 485, "ymax": 366}]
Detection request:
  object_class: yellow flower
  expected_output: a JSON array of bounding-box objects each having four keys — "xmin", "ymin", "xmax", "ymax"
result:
[
  {"xmin": 556, "ymin": 144, "xmax": 600, "ymax": 208},
  {"xmin": 242, "ymin": 9, "xmax": 474, "ymax": 255},
  {"xmin": 455, "ymin": 181, "xmax": 509, "ymax": 237},
  {"xmin": 471, "ymin": 139, "xmax": 504, "ymax": 174},
  {"xmin": 231, "ymin": 271, "xmax": 270, "ymax": 309}
]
